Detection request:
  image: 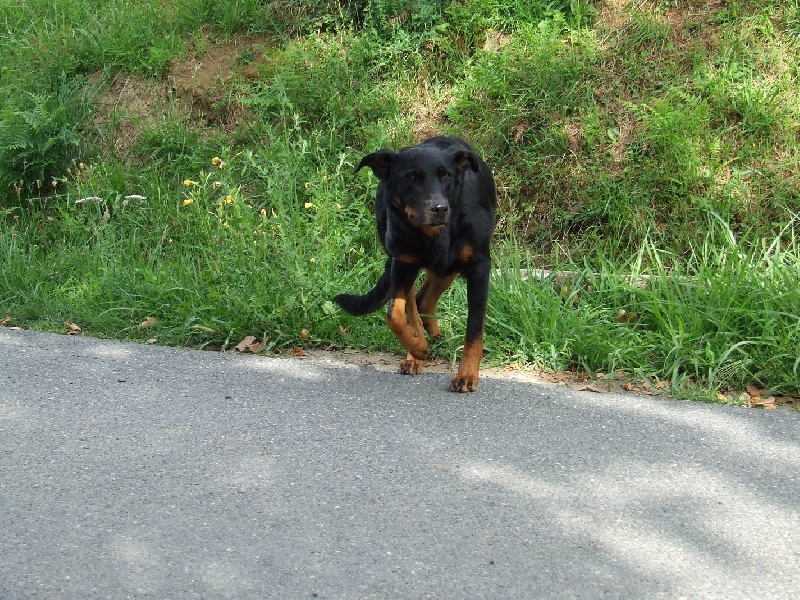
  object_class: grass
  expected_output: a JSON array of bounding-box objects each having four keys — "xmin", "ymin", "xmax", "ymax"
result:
[{"xmin": 1, "ymin": 0, "xmax": 799, "ymax": 399}]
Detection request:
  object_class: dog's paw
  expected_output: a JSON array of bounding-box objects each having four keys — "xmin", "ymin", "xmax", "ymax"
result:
[
  {"xmin": 449, "ymin": 372, "xmax": 479, "ymax": 392},
  {"xmin": 399, "ymin": 356, "xmax": 424, "ymax": 375}
]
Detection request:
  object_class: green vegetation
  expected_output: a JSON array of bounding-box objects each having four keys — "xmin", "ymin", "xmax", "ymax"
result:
[{"xmin": 1, "ymin": 0, "xmax": 799, "ymax": 399}]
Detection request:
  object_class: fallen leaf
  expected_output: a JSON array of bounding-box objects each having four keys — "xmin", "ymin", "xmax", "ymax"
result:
[
  {"xmin": 746, "ymin": 385, "xmax": 765, "ymax": 398},
  {"xmin": 64, "ymin": 322, "xmax": 82, "ymax": 335},
  {"xmin": 235, "ymin": 335, "xmax": 268, "ymax": 354},
  {"xmin": 300, "ymin": 328, "xmax": 310, "ymax": 340},
  {"xmin": 145, "ymin": 338, "xmax": 157, "ymax": 344},
  {"xmin": 235, "ymin": 336, "xmax": 257, "ymax": 352},
  {"xmin": 290, "ymin": 348, "xmax": 308, "ymax": 357},
  {"xmin": 140, "ymin": 316, "xmax": 157, "ymax": 328},
  {"xmin": 0, "ymin": 315, "xmax": 10, "ymax": 326},
  {"xmin": 578, "ymin": 385, "xmax": 602, "ymax": 393},
  {"xmin": 616, "ymin": 309, "xmax": 638, "ymax": 324},
  {"xmin": 622, "ymin": 382, "xmax": 636, "ymax": 392},
  {"xmin": 248, "ymin": 337, "xmax": 268, "ymax": 353}
]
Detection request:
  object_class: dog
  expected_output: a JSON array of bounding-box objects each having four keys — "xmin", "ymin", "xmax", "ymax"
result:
[{"xmin": 334, "ymin": 136, "xmax": 496, "ymax": 392}]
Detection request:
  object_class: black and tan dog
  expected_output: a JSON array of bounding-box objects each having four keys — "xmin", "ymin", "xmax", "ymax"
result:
[{"xmin": 334, "ymin": 137, "xmax": 496, "ymax": 392}]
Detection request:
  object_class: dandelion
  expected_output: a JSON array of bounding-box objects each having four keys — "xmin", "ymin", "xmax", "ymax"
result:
[
  {"xmin": 304, "ymin": 202, "xmax": 315, "ymax": 209},
  {"xmin": 183, "ymin": 180, "xmax": 196, "ymax": 187},
  {"xmin": 225, "ymin": 195, "xmax": 233, "ymax": 203},
  {"xmin": 183, "ymin": 198, "xmax": 193, "ymax": 206},
  {"xmin": 211, "ymin": 157, "xmax": 221, "ymax": 165}
]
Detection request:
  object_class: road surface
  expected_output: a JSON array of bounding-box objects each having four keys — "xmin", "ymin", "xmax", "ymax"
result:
[{"xmin": 1, "ymin": 328, "xmax": 798, "ymax": 598}]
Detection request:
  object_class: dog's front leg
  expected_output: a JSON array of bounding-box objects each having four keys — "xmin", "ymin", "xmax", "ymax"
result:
[
  {"xmin": 451, "ymin": 258, "xmax": 490, "ymax": 392},
  {"xmin": 386, "ymin": 260, "xmax": 429, "ymax": 371}
]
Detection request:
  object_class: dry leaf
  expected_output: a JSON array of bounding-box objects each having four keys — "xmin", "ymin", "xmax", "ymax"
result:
[
  {"xmin": 145, "ymin": 338, "xmax": 157, "ymax": 344},
  {"xmin": 247, "ymin": 336, "xmax": 268, "ymax": 354},
  {"xmin": 300, "ymin": 328, "xmax": 310, "ymax": 340},
  {"xmin": 235, "ymin": 335, "xmax": 268, "ymax": 354},
  {"xmin": 616, "ymin": 309, "xmax": 638, "ymax": 324},
  {"xmin": 746, "ymin": 385, "xmax": 765, "ymax": 398},
  {"xmin": 578, "ymin": 385, "xmax": 602, "ymax": 393},
  {"xmin": 290, "ymin": 348, "xmax": 308, "ymax": 357},
  {"xmin": 512, "ymin": 121, "xmax": 529, "ymax": 143},
  {"xmin": 235, "ymin": 335, "xmax": 257, "ymax": 352},
  {"xmin": 140, "ymin": 316, "xmax": 157, "ymax": 328},
  {"xmin": 64, "ymin": 322, "xmax": 82, "ymax": 335},
  {"xmin": 0, "ymin": 315, "xmax": 10, "ymax": 326}
]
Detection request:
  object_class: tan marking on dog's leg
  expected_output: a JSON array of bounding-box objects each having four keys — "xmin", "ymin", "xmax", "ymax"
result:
[
  {"xmin": 399, "ymin": 284, "xmax": 426, "ymax": 374},
  {"xmin": 450, "ymin": 336, "xmax": 483, "ymax": 393},
  {"xmin": 386, "ymin": 295, "xmax": 429, "ymax": 362},
  {"xmin": 417, "ymin": 271, "xmax": 457, "ymax": 338}
]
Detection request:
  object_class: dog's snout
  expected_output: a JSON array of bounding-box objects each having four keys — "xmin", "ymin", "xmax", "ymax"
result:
[{"xmin": 429, "ymin": 195, "xmax": 449, "ymax": 217}]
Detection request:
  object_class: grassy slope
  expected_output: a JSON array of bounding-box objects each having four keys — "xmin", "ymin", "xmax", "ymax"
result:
[{"xmin": 1, "ymin": 0, "xmax": 799, "ymax": 398}]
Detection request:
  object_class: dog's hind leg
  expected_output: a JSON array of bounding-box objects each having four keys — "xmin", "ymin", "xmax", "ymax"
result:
[{"xmin": 416, "ymin": 271, "xmax": 457, "ymax": 338}]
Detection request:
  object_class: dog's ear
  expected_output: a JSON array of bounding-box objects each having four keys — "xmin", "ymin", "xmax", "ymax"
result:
[
  {"xmin": 356, "ymin": 150, "xmax": 395, "ymax": 180},
  {"xmin": 451, "ymin": 149, "xmax": 480, "ymax": 173}
]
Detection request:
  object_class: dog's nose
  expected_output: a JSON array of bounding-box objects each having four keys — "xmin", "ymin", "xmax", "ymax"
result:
[{"xmin": 431, "ymin": 202, "xmax": 449, "ymax": 215}]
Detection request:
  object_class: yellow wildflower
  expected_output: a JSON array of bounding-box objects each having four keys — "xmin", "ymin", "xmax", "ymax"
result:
[
  {"xmin": 225, "ymin": 195, "xmax": 233, "ymax": 203},
  {"xmin": 304, "ymin": 202, "xmax": 315, "ymax": 209},
  {"xmin": 183, "ymin": 180, "xmax": 196, "ymax": 187},
  {"xmin": 183, "ymin": 199, "xmax": 193, "ymax": 206},
  {"xmin": 211, "ymin": 157, "xmax": 221, "ymax": 165}
]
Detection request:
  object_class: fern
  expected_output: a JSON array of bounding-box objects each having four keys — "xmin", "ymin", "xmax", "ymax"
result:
[{"xmin": 0, "ymin": 77, "xmax": 90, "ymax": 203}]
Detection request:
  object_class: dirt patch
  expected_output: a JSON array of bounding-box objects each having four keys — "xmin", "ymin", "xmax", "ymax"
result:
[
  {"xmin": 168, "ymin": 34, "xmax": 267, "ymax": 128},
  {"xmin": 93, "ymin": 34, "xmax": 269, "ymax": 159},
  {"xmin": 299, "ymin": 348, "xmax": 669, "ymax": 397}
]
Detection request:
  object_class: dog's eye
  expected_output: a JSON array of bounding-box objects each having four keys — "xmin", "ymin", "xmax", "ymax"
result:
[
  {"xmin": 408, "ymin": 172, "xmax": 420, "ymax": 181},
  {"xmin": 438, "ymin": 167, "xmax": 450, "ymax": 180}
]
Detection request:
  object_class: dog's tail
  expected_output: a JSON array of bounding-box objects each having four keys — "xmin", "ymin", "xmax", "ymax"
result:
[{"xmin": 334, "ymin": 258, "xmax": 391, "ymax": 316}]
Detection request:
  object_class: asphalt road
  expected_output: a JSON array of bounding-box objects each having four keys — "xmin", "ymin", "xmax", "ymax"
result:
[{"xmin": 1, "ymin": 328, "xmax": 799, "ymax": 599}]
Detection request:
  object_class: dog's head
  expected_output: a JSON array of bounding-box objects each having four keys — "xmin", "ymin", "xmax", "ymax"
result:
[{"xmin": 356, "ymin": 142, "xmax": 480, "ymax": 233}]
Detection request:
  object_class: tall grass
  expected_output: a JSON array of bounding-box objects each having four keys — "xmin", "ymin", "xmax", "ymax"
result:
[{"xmin": 488, "ymin": 215, "xmax": 800, "ymax": 395}]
